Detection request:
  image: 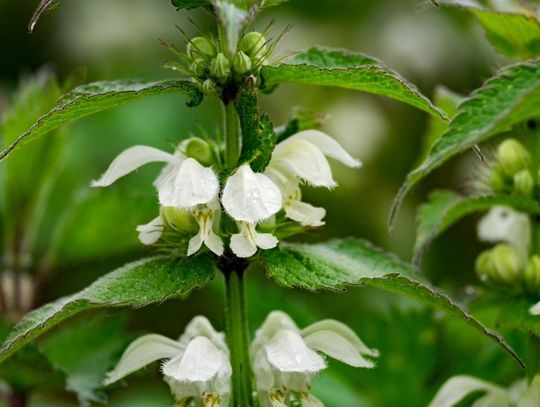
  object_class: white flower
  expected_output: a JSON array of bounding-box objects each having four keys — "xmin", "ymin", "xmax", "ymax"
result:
[
  {"xmin": 429, "ymin": 374, "xmax": 540, "ymax": 407},
  {"xmin": 222, "ymin": 164, "xmax": 282, "ymax": 258},
  {"xmin": 251, "ymin": 311, "xmax": 378, "ymax": 407},
  {"xmin": 264, "ymin": 130, "xmax": 361, "ymax": 227},
  {"xmin": 478, "ymin": 206, "xmax": 531, "ymax": 259},
  {"xmin": 92, "ymin": 145, "xmax": 223, "ymax": 256},
  {"xmin": 105, "ymin": 316, "xmax": 231, "ymax": 407},
  {"xmin": 530, "ymin": 301, "xmax": 540, "ymax": 316}
]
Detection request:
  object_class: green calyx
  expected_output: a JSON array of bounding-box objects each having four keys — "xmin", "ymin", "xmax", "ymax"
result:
[
  {"xmin": 496, "ymin": 138, "xmax": 532, "ymax": 177},
  {"xmin": 475, "ymin": 244, "xmax": 523, "ymax": 285}
]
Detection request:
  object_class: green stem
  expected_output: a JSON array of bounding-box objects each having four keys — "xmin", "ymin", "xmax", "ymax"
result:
[
  {"xmin": 223, "ymin": 100, "xmax": 241, "ymax": 169},
  {"xmin": 225, "ymin": 269, "xmax": 253, "ymax": 406}
]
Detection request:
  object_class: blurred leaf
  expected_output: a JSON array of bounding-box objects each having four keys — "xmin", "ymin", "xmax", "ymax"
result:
[
  {"xmin": 261, "ymin": 47, "xmax": 447, "ymax": 119},
  {"xmin": 236, "ymin": 87, "xmax": 276, "ymax": 171},
  {"xmin": 0, "ymin": 255, "xmax": 217, "ymax": 363},
  {"xmin": 417, "ymin": 86, "xmax": 463, "ymax": 164},
  {"xmin": 260, "ymin": 238, "xmax": 523, "ymax": 366},
  {"xmin": 497, "ymin": 297, "xmax": 540, "ymax": 337},
  {"xmin": 312, "ymin": 371, "xmax": 373, "ymax": 407},
  {"xmin": 390, "ymin": 59, "xmax": 540, "ymax": 229},
  {"xmin": 0, "ymin": 79, "xmax": 203, "ymax": 161},
  {"xmin": 40, "ymin": 316, "xmax": 129, "ymax": 406},
  {"xmin": 414, "ymin": 190, "xmax": 540, "ymax": 268},
  {"xmin": 171, "ymin": 0, "xmax": 210, "ymax": 9},
  {"xmin": 439, "ymin": 0, "xmax": 540, "ymax": 59}
]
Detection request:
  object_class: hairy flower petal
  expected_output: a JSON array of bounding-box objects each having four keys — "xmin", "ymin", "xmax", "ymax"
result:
[{"xmin": 136, "ymin": 216, "xmax": 164, "ymax": 245}]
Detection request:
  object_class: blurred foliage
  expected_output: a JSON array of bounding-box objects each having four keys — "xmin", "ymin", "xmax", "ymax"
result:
[{"xmin": 1, "ymin": 0, "xmax": 538, "ymax": 406}]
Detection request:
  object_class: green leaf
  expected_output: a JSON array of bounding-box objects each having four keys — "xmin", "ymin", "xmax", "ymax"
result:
[
  {"xmin": 414, "ymin": 191, "xmax": 540, "ymax": 268},
  {"xmin": 236, "ymin": 87, "xmax": 276, "ymax": 172},
  {"xmin": 390, "ymin": 59, "xmax": 540, "ymax": 229},
  {"xmin": 172, "ymin": 0, "xmax": 287, "ymax": 10},
  {"xmin": 171, "ymin": 0, "xmax": 211, "ymax": 10},
  {"xmin": 0, "ymin": 79, "xmax": 203, "ymax": 161},
  {"xmin": 497, "ymin": 297, "xmax": 540, "ymax": 337},
  {"xmin": 0, "ymin": 256, "xmax": 217, "ymax": 363},
  {"xmin": 261, "ymin": 47, "xmax": 447, "ymax": 119},
  {"xmin": 275, "ymin": 108, "xmax": 328, "ymax": 142},
  {"xmin": 259, "ymin": 238, "xmax": 523, "ymax": 366},
  {"xmin": 40, "ymin": 316, "xmax": 130, "ymax": 406},
  {"xmin": 439, "ymin": 0, "xmax": 540, "ymax": 59}
]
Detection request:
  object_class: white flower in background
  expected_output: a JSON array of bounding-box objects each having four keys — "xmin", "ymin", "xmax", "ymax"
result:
[
  {"xmin": 478, "ymin": 206, "xmax": 531, "ymax": 259},
  {"xmin": 264, "ymin": 130, "xmax": 361, "ymax": 227},
  {"xmin": 222, "ymin": 164, "xmax": 282, "ymax": 258},
  {"xmin": 251, "ymin": 311, "xmax": 378, "ymax": 407},
  {"xmin": 105, "ymin": 316, "xmax": 231, "ymax": 407},
  {"xmin": 92, "ymin": 145, "xmax": 224, "ymax": 256},
  {"xmin": 429, "ymin": 374, "xmax": 540, "ymax": 407}
]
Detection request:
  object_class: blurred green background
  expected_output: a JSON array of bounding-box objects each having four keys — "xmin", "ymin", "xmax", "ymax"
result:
[{"xmin": 0, "ymin": 0, "xmax": 530, "ymax": 406}]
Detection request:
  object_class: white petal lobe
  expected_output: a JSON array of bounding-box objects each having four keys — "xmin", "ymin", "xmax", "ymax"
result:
[
  {"xmin": 428, "ymin": 376, "xmax": 508, "ymax": 407},
  {"xmin": 92, "ymin": 146, "xmax": 178, "ymax": 187},
  {"xmin": 265, "ymin": 330, "xmax": 325, "ymax": 373},
  {"xmin": 291, "ymin": 130, "xmax": 361, "ymax": 168},
  {"xmin": 136, "ymin": 216, "xmax": 164, "ymax": 245},
  {"xmin": 222, "ymin": 165, "xmax": 282, "ymax": 223}
]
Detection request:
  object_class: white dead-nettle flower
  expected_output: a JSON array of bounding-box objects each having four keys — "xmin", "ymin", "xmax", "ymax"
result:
[
  {"xmin": 478, "ymin": 206, "xmax": 531, "ymax": 260},
  {"xmin": 92, "ymin": 145, "xmax": 224, "ymax": 256},
  {"xmin": 264, "ymin": 130, "xmax": 361, "ymax": 227},
  {"xmin": 222, "ymin": 164, "xmax": 283, "ymax": 258},
  {"xmin": 251, "ymin": 311, "xmax": 378, "ymax": 407},
  {"xmin": 105, "ymin": 316, "xmax": 231, "ymax": 407},
  {"xmin": 429, "ymin": 374, "xmax": 540, "ymax": 407}
]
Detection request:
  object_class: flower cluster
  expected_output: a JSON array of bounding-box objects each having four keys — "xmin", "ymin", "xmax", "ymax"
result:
[
  {"xmin": 104, "ymin": 312, "xmax": 377, "ymax": 407},
  {"xmin": 164, "ymin": 30, "xmax": 276, "ymax": 95},
  {"xmin": 429, "ymin": 374, "xmax": 540, "ymax": 407},
  {"xmin": 92, "ymin": 130, "xmax": 360, "ymax": 258}
]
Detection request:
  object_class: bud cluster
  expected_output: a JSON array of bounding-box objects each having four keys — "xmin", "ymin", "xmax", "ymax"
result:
[
  {"xmin": 487, "ymin": 138, "xmax": 535, "ymax": 197},
  {"xmin": 165, "ymin": 31, "xmax": 273, "ymax": 95}
]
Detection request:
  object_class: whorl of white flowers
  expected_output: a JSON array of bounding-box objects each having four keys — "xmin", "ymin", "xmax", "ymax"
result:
[
  {"xmin": 92, "ymin": 130, "xmax": 360, "ymax": 259},
  {"xmin": 251, "ymin": 311, "xmax": 378, "ymax": 407},
  {"xmin": 104, "ymin": 316, "xmax": 231, "ymax": 407}
]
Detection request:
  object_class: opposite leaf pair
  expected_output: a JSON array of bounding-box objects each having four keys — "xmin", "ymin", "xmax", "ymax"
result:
[
  {"xmin": 92, "ymin": 130, "xmax": 360, "ymax": 258},
  {"xmin": 105, "ymin": 312, "xmax": 378, "ymax": 407}
]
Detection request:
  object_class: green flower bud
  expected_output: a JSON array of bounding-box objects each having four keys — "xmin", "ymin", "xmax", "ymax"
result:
[
  {"xmin": 239, "ymin": 32, "xmax": 267, "ymax": 59},
  {"xmin": 201, "ymin": 79, "xmax": 217, "ymax": 95},
  {"xmin": 475, "ymin": 249, "xmax": 494, "ymax": 283},
  {"xmin": 179, "ymin": 137, "xmax": 213, "ymax": 166},
  {"xmin": 162, "ymin": 207, "xmax": 197, "ymax": 233},
  {"xmin": 496, "ymin": 138, "xmax": 531, "ymax": 177},
  {"xmin": 187, "ymin": 37, "xmax": 216, "ymax": 59},
  {"xmin": 491, "ymin": 244, "xmax": 522, "ymax": 283},
  {"xmin": 489, "ymin": 168, "xmax": 507, "ymax": 193},
  {"xmin": 210, "ymin": 53, "xmax": 230, "ymax": 79},
  {"xmin": 513, "ymin": 169, "xmax": 534, "ymax": 196},
  {"xmin": 232, "ymin": 51, "xmax": 252, "ymax": 74},
  {"xmin": 525, "ymin": 255, "xmax": 540, "ymax": 293}
]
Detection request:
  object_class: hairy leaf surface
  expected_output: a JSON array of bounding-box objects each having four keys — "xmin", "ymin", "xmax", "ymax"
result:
[
  {"xmin": 261, "ymin": 47, "xmax": 446, "ymax": 119},
  {"xmin": 0, "ymin": 256, "xmax": 216, "ymax": 363},
  {"xmin": 0, "ymin": 80, "xmax": 202, "ymax": 161},
  {"xmin": 260, "ymin": 238, "xmax": 523, "ymax": 366},
  {"xmin": 390, "ymin": 59, "xmax": 540, "ymax": 228},
  {"xmin": 414, "ymin": 191, "xmax": 540, "ymax": 267}
]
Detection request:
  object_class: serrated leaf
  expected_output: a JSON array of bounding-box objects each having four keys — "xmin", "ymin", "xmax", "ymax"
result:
[
  {"xmin": 390, "ymin": 59, "xmax": 540, "ymax": 229},
  {"xmin": 0, "ymin": 256, "xmax": 217, "ymax": 363},
  {"xmin": 497, "ymin": 297, "xmax": 540, "ymax": 337},
  {"xmin": 0, "ymin": 79, "xmax": 203, "ymax": 161},
  {"xmin": 259, "ymin": 238, "xmax": 523, "ymax": 366},
  {"xmin": 40, "ymin": 316, "xmax": 130, "ymax": 406},
  {"xmin": 414, "ymin": 191, "xmax": 540, "ymax": 268},
  {"xmin": 236, "ymin": 87, "xmax": 276, "ymax": 171},
  {"xmin": 172, "ymin": 0, "xmax": 287, "ymax": 10},
  {"xmin": 171, "ymin": 0, "xmax": 211, "ymax": 9},
  {"xmin": 261, "ymin": 47, "xmax": 447, "ymax": 119},
  {"xmin": 438, "ymin": 0, "xmax": 540, "ymax": 59}
]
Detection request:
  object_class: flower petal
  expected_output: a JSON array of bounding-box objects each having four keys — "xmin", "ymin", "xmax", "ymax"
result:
[
  {"xmin": 428, "ymin": 376, "xmax": 508, "ymax": 407},
  {"xmin": 92, "ymin": 146, "xmax": 179, "ymax": 187},
  {"xmin": 303, "ymin": 330, "xmax": 375, "ymax": 368},
  {"xmin": 285, "ymin": 200, "xmax": 326, "ymax": 227},
  {"xmin": 272, "ymin": 139, "xmax": 335, "ymax": 188},
  {"xmin": 265, "ymin": 330, "xmax": 325, "ymax": 374},
  {"xmin": 230, "ymin": 232, "xmax": 258, "ymax": 258},
  {"xmin": 222, "ymin": 165, "xmax": 282, "ymax": 223},
  {"xmin": 530, "ymin": 301, "xmax": 540, "ymax": 316},
  {"xmin": 104, "ymin": 334, "xmax": 182, "ymax": 385},
  {"xmin": 478, "ymin": 206, "xmax": 531, "ymax": 252},
  {"xmin": 179, "ymin": 316, "xmax": 228, "ymax": 355},
  {"xmin": 518, "ymin": 374, "xmax": 540, "ymax": 407},
  {"xmin": 162, "ymin": 336, "xmax": 228, "ymax": 383},
  {"xmin": 254, "ymin": 232, "xmax": 278, "ymax": 250},
  {"xmin": 136, "ymin": 216, "xmax": 164, "ymax": 245},
  {"xmin": 302, "ymin": 394, "xmax": 325, "ymax": 407},
  {"xmin": 159, "ymin": 158, "xmax": 219, "ymax": 209},
  {"xmin": 252, "ymin": 311, "xmax": 299, "ymax": 360},
  {"xmin": 291, "ymin": 130, "xmax": 361, "ymax": 168},
  {"xmin": 301, "ymin": 319, "xmax": 379, "ymax": 357}
]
